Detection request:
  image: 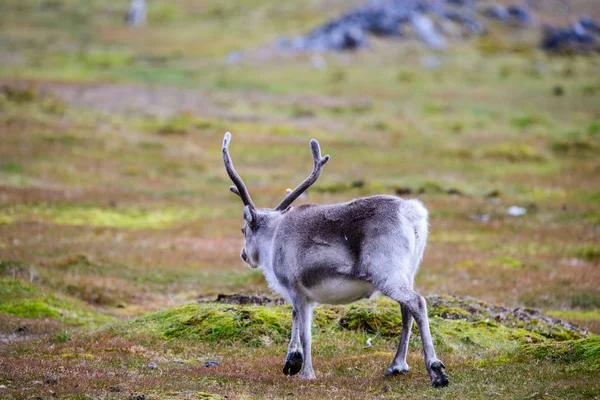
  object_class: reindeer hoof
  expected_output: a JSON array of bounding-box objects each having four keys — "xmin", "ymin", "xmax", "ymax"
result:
[
  {"xmin": 300, "ymin": 370, "xmax": 316, "ymax": 380},
  {"xmin": 429, "ymin": 361, "xmax": 449, "ymax": 388},
  {"xmin": 384, "ymin": 365, "xmax": 409, "ymax": 376},
  {"xmin": 283, "ymin": 351, "xmax": 303, "ymax": 376}
]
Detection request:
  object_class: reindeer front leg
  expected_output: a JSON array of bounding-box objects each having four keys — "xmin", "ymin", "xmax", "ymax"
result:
[
  {"xmin": 283, "ymin": 297, "xmax": 316, "ymax": 379},
  {"xmin": 283, "ymin": 304, "xmax": 303, "ymax": 376},
  {"xmin": 298, "ymin": 300, "xmax": 315, "ymax": 379}
]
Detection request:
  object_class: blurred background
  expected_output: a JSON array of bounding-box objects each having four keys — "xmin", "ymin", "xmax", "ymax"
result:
[{"xmin": 0, "ymin": 0, "xmax": 598, "ymax": 333}]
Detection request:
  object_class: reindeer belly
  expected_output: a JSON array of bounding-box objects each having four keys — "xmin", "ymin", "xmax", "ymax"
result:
[{"xmin": 304, "ymin": 278, "xmax": 375, "ymax": 305}]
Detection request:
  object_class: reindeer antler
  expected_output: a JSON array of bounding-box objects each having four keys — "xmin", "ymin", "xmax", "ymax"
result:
[
  {"xmin": 223, "ymin": 132, "xmax": 256, "ymax": 209},
  {"xmin": 275, "ymin": 139, "xmax": 329, "ymax": 211}
]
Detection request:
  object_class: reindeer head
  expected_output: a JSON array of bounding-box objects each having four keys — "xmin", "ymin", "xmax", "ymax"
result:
[{"xmin": 222, "ymin": 132, "xmax": 329, "ymax": 268}]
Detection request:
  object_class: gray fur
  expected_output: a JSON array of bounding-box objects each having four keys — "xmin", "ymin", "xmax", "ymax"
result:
[{"xmin": 223, "ymin": 133, "xmax": 448, "ymax": 387}]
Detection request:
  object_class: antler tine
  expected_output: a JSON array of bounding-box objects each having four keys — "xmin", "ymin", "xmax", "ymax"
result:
[
  {"xmin": 275, "ymin": 139, "xmax": 329, "ymax": 211},
  {"xmin": 230, "ymin": 186, "xmax": 241, "ymax": 197},
  {"xmin": 222, "ymin": 132, "xmax": 256, "ymax": 209}
]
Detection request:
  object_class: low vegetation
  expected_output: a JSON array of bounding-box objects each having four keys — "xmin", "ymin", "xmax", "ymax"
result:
[
  {"xmin": 1, "ymin": 294, "xmax": 597, "ymax": 398},
  {"xmin": 0, "ymin": 277, "xmax": 113, "ymax": 327}
]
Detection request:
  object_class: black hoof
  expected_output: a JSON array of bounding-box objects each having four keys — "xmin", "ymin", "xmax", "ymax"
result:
[
  {"xmin": 429, "ymin": 361, "xmax": 449, "ymax": 388},
  {"xmin": 384, "ymin": 366, "xmax": 409, "ymax": 376},
  {"xmin": 283, "ymin": 351, "xmax": 303, "ymax": 376}
]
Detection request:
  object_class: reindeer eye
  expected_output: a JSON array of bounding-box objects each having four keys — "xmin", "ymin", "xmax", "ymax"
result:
[{"xmin": 241, "ymin": 228, "xmax": 245, "ymax": 235}]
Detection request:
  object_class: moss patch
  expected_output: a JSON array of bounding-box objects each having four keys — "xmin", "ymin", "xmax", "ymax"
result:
[
  {"xmin": 490, "ymin": 256, "xmax": 523, "ymax": 269},
  {"xmin": 480, "ymin": 143, "xmax": 546, "ymax": 163},
  {"xmin": 0, "ymin": 203, "xmax": 213, "ymax": 229},
  {"xmin": 123, "ymin": 303, "xmax": 294, "ymax": 346},
  {"xmin": 338, "ymin": 302, "xmax": 402, "ymax": 336},
  {"xmin": 547, "ymin": 310, "xmax": 600, "ymax": 322},
  {"xmin": 0, "ymin": 278, "xmax": 114, "ymax": 326},
  {"xmin": 427, "ymin": 295, "xmax": 588, "ymax": 340},
  {"xmin": 572, "ymin": 245, "xmax": 600, "ymax": 262},
  {"xmin": 110, "ymin": 295, "xmax": 589, "ymax": 355},
  {"xmin": 523, "ymin": 336, "xmax": 600, "ymax": 366}
]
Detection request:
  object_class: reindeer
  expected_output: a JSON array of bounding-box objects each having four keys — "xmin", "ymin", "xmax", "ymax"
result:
[{"xmin": 222, "ymin": 132, "xmax": 448, "ymax": 387}]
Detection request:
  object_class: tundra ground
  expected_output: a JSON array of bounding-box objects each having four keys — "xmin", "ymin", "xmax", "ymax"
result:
[{"xmin": 0, "ymin": 1, "xmax": 599, "ymax": 398}]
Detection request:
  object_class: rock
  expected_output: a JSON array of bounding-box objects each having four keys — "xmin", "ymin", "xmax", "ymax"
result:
[
  {"xmin": 275, "ymin": 0, "xmax": 552, "ymax": 52},
  {"xmin": 128, "ymin": 394, "xmax": 146, "ymax": 400},
  {"xmin": 147, "ymin": 362, "xmax": 157, "ymax": 369},
  {"xmin": 553, "ymin": 85, "xmax": 564, "ymax": 96},
  {"xmin": 395, "ymin": 187, "xmax": 412, "ymax": 196},
  {"xmin": 15, "ymin": 326, "xmax": 29, "ymax": 334},
  {"xmin": 284, "ymin": 0, "xmax": 436, "ymax": 51},
  {"xmin": 579, "ymin": 16, "xmax": 600, "ymax": 33},
  {"xmin": 126, "ymin": 0, "xmax": 147, "ymax": 27},
  {"xmin": 330, "ymin": 25, "xmax": 367, "ymax": 50},
  {"xmin": 214, "ymin": 293, "xmax": 285, "ymax": 306},
  {"xmin": 473, "ymin": 213, "xmax": 490, "ymax": 222},
  {"xmin": 412, "ymin": 14, "xmax": 446, "ymax": 49},
  {"xmin": 463, "ymin": 17, "xmax": 485, "ymax": 35},
  {"xmin": 507, "ymin": 5, "xmax": 532, "ymax": 25},
  {"xmin": 226, "ymin": 51, "xmax": 243, "ymax": 65},
  {"xmin": 482, "ymin": 5, "xmax": 509, "ymax": 22},
  {"xmin": 507, "ymin": 206, "xmax": 527, "ymax": 216},
  {"xmin": 446, "ymin": 188, "xmax": 464, "ymax": 196},
  {"xmin": 310, "ymin": 54, "xmax": 327, "ymax": 70},
  {"xmin": 446, "ymin": 0, "xmax": 466, "ymax": 6},
  {"xmin": 443, "ymin": 11, "xmax": 485, "ymax": 35},
  {"xmin": 427, "ymin": 295, "xmax": 589, "ymax": 338},
  {"xmin": 541, "ymin": 23, "xmax": 597, "ymax": 53},
  {"xmin": 204, "ymin": 360, "xmax": 221, "ymax": 368},
  {"xmin": 485, "ymin": 189, "xmax": 501, "ymax": 198},
  {"xmin": 303, "ymin": 17, "xmax": 368, "ymax": 51},
  {"xmin": 44, "ymin": 376, "xmax": 58, "ymax": 385}
]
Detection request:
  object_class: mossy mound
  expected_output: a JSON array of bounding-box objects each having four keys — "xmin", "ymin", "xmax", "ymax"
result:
[
  {"xmin": 124, "ymin": 303, "xmax": 295, "ymax": 347},
  {"xmin": 336, "ymin": 296, "xmax": 587, "ymax": 341},
  {"xmin": 523, "ymin": 336, "xmax": 600, "ymax": 367},
  {"xmin": 113, "ymin": 295, "xmax": 590, "ymax": 361},
  {"xmin": 0, "ymin": 278, "xmax": 114, "ymax": 327},
  {"xmin": 427, "ymin": 295, "xmax": 588, "ymax": 340},
  {"xmin": 338, "ymin": 303, "xmax": 402, "ymax": 336}
]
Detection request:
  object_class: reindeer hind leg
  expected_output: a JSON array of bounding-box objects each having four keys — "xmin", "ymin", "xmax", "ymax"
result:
[
  {"xmin": 376, "ymin": 274, "xmax": 448, "ymax": 387},
  {"xmin": 385, "ymin": 304, "xmax": 413, "ymax": 376}
]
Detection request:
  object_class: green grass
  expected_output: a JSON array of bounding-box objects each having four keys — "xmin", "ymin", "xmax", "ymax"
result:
[
  {"xmin": 523, "ymin": 336, "xmax": 600, "ymax": 365},
  {"xmin": 0, "ymin": 278, "xmax": 114, "ymax": 326},
  {"xmin": 547, "ymin": 310, "xmax": 600, "ymax": 321},
  {"xmin": 0, "ymin": 203, "xmax": 215, "ymax": 229},
  {"xmin": 131, "ymin": 303, "xmax": 293, "ymax": 346}
]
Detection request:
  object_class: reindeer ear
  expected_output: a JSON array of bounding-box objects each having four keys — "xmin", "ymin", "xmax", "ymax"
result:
[{"xmin": 243, "ymin": 206, "xmax": 258, "ymax": 226}]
